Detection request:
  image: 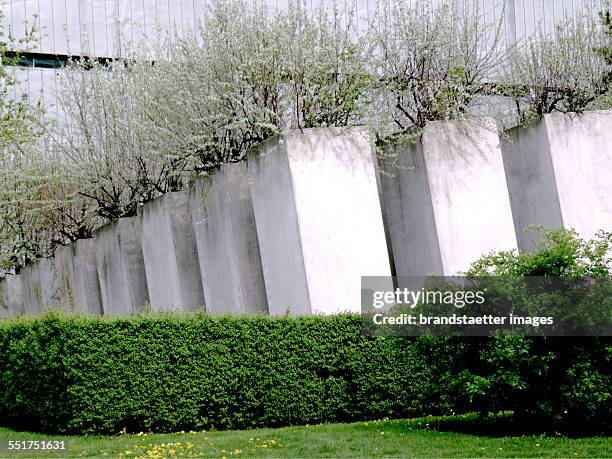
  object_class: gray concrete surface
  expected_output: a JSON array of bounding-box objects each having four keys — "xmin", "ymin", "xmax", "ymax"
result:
[
  {"xmin": 381, "ymin": 119, "xmax": 518, "ymax": 276},
  {"xmin": 502, "ymin": 110, "xmax": 612, "ymax": 251},
  {"xmin": 55, "ymin": 239, "xmax": 103, "ymax": 314},
  {"xmin": 248, "ymin": 128, "xmax": 392, "ymax": 315},
  {"xmin": 140, "ymin": 192, "xmax": 205, "ymax": 312},
  {"xmin": 190, "ymin": 163, "xmax": 268, "ymax": 315},
  {"xmin": 54, "ymin": 245, "xmax": 76, "ymax": 311},
  {"xmin": 380, "ymin": 140, "xmax": 444, "ymax": 277},
  {"xmin": 0, "ymin": 275, "xmax": 23, "ymax": 317},
  {"xmin": 20, "ymin": 258, "xmax": 63, "ymax": 314},
  {"xmin": 94, "ymin": 216, "xmax": 150, "ymax": 315}
]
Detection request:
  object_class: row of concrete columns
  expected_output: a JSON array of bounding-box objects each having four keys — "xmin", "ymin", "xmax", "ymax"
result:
[{"xmin": 1, "ymin": 111, "xmax": 610, "ymax": 317}]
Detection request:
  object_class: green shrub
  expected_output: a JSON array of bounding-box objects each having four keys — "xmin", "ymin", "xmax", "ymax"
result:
[
  {"xmin": 0, "ymin": 314, "xmax": 431, "ymax": 434},
  {"xmin": 1, "ymin": 312, "xmax": 609, "ymax": 435},
  {"xmin": 427, "ymin": 229, "xmax": 612, "ymax": 431},
  {"xmin": 467, "ymin": 228, "xmax": 611, "ymax": 277}
]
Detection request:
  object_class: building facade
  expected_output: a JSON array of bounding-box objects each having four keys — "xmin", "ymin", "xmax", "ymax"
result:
[{"xmin": 1, "ymin": 0, "xmax": 607, "ymax": 118}]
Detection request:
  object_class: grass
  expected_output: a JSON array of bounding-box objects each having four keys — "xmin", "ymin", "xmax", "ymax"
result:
[{"xmin": 0, "ymin": 414, "xmax": 610, "ymax": 458}]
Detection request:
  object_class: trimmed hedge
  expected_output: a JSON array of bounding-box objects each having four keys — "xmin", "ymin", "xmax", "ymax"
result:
[
  {"xmin": 0, "ymin": 313, "xmax": 430, "ymax": 434},
  {"xmin": 0, "ymin": 313, "xmax": 610, "ymax": 435}
]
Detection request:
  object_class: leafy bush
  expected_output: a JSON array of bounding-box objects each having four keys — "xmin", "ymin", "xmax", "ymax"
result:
[
  {"xmin": 1, "ymin": 306, "xmax": 610, "ymax": 434},
  {"xmin": 0, "ymin": 314, "xmax": 431, "ymax": 434},
  {"xmin": 467, "ymin": 228, "xmax": 612, "ymax": 277},
  {"xmin": 425, "ymin": 229, "xmax": 612, "ymax": 431}
]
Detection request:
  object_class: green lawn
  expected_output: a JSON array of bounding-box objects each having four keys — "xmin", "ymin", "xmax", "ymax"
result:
[{"xmin": 0, "ymin": 415, "xmax": 610, "ymax": 458}]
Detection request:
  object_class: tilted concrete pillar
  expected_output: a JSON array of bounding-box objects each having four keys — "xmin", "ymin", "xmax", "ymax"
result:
[
  {"xmin": 20, "ymin": 258, "xmax": 63, "ymax": 314},
  {"xmin": 501, "ymin": 111, "xmax": 612, "ymax": 251},
  {"xmin": 55, "ymin": 239, "xmax": 103, "ymax": 315},
  {"xmin": 248, "ymin": 128, "xmax": 392, "ymax": 315},
  {"xmin": 140, "ymin": 192, "xmax": 205, "ymax": 312},
  {"xmin": 0, "ymin": 275, "xmax": 23, "ymax": 317},
  {"xmin": 94, "ymin": 217, "xmax": 149, "ymax": 315},
  {"xmin": 380, "ymin": 119, "xmax": 518, "ymax": 276},
  {"xmin": 190, "ymin": 163, "xmax": 268, "ymax": 315}
]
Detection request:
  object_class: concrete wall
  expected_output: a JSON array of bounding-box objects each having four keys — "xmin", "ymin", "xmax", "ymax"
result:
[
  {"xmin": 55, "ymin": 239, "xmax": 104, "ymax": 315},
  {"xmin": 248, "ymin": 128, "xmax": 392, "ymax": 315},
  {"xmin": 190, "ymin": 163, "xmax": 268, "ymax": 315},
  {"xmin": 94, "ymin": 216, "xmax": 149, "ymax": 315},
  {"xmin": 502, "ymin": 111, "xmax": 612, "ymax": 251},
  {"xmin": 0, "ymin": 275, "xmax": 23, "ymax": 317},
  {"xmin": 3, "ymin": 118, "xmax": 610, "ymax": 318},
  {"xmin": 20, "ymin": 258, "xmax": 63, "ymax": 314},
  {"xmin": 381, "ymin": 119, "xmax": 518, "ymax": 276},
  {"xmin": 140, "ymin": 192, "xmax": 205, "ymax": 312}
]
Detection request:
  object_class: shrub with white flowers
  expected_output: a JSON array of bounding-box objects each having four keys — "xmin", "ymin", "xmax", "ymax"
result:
[
  {"xmin": 502, "ymin": 12, "xmax": 610, "ymax": 123},
  {"xmin": 0, "ymin": 13, "xmax": 84, "ymax": 272},
  {"xmin": 367, "ymin": 0, "xmax": 506, "ymax": 139},
  {"xmin": 51, "ymin": 0, "xmax": 370, "ymax": 222}
]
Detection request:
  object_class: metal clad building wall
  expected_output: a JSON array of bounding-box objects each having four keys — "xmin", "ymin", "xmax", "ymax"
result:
[
  {"xmin": 1, "ymin": 0, "xmax": 606, "ymax": 115},
  {"xmin": 2, "ymin": 0, "xmax": 606, "ymax": 57},
  {"xmin": 3, "ymin": 0, "xmax": 113, "ymax": 56}
]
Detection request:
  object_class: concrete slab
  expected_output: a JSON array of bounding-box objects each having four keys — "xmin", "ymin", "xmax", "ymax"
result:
[
  {"xmin": 502, "ymin": 110, "xmax": 612, "ymax": 250},
  {"xmin": 20, "ymin": 258, "xmax": 63, "ymax": 314},
  {"xmin": 54, "ymin": 245, "xmax": 76, "ymax": 311},
  {"xmin": 381, "ymin": 119, "xmax": 518, "ymax": 276},
  {"xmin": 248, "ymin": 128, "xmax": 392, "ymax": 315},
  {"xmin": 0, "ymin": 275, "xmax": 23, "ymax": 317},
  {"xmin": 190, "ymin": 163, "xmax": 268, "ymax": 315},
  {"xmin": 94, "ymin": 216, "xmax": 149, "ymax": 315},
  {"xmin": 55, "ymin": 239, "xmax": 103, "ymax": 315},
  {"xmin": 140, "ymin": 192, "xmax": 205, "ymax": 312}
]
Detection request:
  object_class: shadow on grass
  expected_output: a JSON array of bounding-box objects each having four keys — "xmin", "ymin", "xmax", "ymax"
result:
[{"xmin": 404, "ymin": 412, "xmax": 611, "ymax": 438}]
